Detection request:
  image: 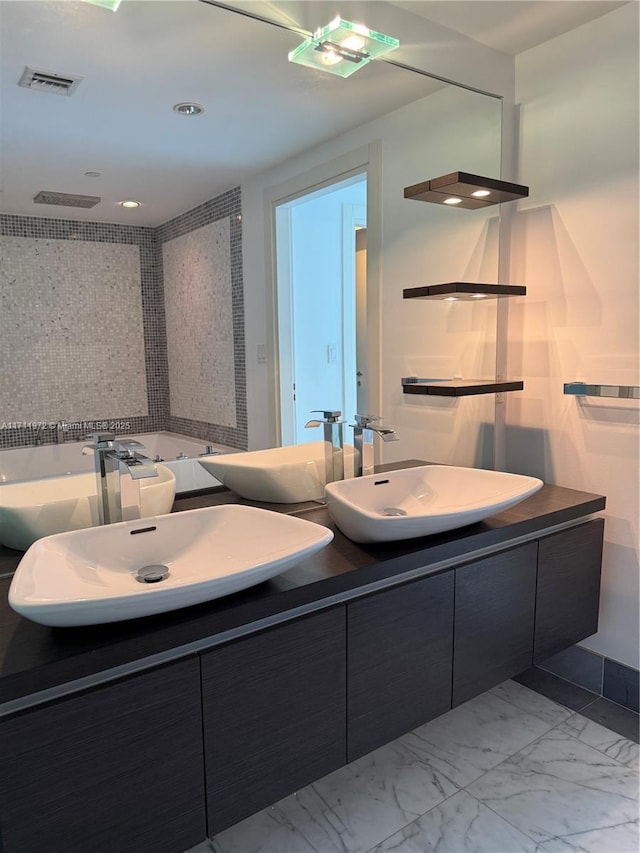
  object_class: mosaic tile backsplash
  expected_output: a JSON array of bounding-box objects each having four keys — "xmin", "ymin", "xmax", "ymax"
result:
[
  {"xmin": 163, "ymin": 219, "xmax": 237, "ymax": 428},
  {"xmin": 0, "ymin": 186, "xmax": 246, "ymax": 451},
  {"xmin": 0, "ymin": 235, "xmax": 148, "ymax": 424}
]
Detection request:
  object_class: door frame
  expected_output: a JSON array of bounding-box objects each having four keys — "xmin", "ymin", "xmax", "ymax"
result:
[{"xmin": 263, "ymin": 142, "xmax": 382, "ymax": 447}]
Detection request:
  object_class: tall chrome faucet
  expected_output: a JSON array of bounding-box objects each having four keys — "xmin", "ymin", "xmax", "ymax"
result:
[
  {"xmin": 304, "ymin": 410, "xmax": 345, "ymax": 486},
  {"xmin": 350, "ymin": 414, "xmax": 399, "ymax": 477},
  {"xmin": 82, "ymin": 433, "xmax": 159, "ymax": 525}
]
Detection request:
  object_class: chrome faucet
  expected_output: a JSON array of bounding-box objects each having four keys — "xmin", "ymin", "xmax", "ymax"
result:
[
  {"xmin": 350, "ymin": 414, "xmax": 399, "ymax": 477},
  {"xmin": 304, "ymin": 410, "xmax": 345, "ymax": 486},
  {"xmin": 82, "ymin": 433, "xmax": 159, "ymax": 525}
]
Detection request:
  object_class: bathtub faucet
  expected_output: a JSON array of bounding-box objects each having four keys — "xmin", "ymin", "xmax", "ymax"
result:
[
  {"xmin": 350, "ymin": 414, "xmax": 399, "ymax": 478},
  {"xmin": 82, "ymin": 433, "xmax": 158, "ymax": 526}
]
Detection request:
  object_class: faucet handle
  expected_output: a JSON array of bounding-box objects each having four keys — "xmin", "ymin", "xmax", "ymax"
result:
[
  {"xmin": 353, "ymin": 413, "xmax": 381, "ymax": 427},
  {"xmin": 310, "ymin": 410, "xmax": 342, "ymax": 422},
  {"xmin": 112, "ymin": 438, "xmax": 146, "ymax": 457}
]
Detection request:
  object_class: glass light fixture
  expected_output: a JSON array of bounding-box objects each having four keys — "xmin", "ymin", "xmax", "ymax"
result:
[
  {"xmin": 288, "ymin": 17, "xmax": 399, "ymax": 78},
  {"xmin": 81, "ymin": 0, "xmax": 122, "ymax": 10}
]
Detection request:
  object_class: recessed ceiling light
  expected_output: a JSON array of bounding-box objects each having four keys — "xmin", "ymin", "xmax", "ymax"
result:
[
  {"xmin": 471, "ymin": 189, "xmax": 491, "ymax": 198},
  {"xmin": 84, "ymin": 171, "xmax": 102, "ymax": 178},
  {"xmin": 118, "ymin": 200, "xmax": 141, "ymax": 209},
  {"xmin": 173, "ymin": 102, "xmax": 205, "ymax": 116}
]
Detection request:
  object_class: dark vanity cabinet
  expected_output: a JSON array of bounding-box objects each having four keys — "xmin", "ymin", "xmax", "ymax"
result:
[
  {"xmin": 0, "ymin": 505, "xmax": 605, "ymax": 851},
  {"xmin": 201, "ymin": 606, "xmax": 346, "ymax": 835},
  {"xmin": 453, "ymin": 543, "xmax": 537, "ymax": 706},
  {"xmin": 534, "ymin": 518, "xmax": 604, "ymax": 662},
  {"xmin": 347, "ymin": 572, "xmax": 454, "ymax": 761},
  {"xmin": 0, "ymin": 658, "xmax": 205, "ymax": 853}
]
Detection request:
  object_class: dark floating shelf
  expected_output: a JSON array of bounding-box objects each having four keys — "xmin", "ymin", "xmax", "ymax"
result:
[
  {"xmin": 403, "ymin": 282, "xmax": 526, "ymax": 300},
  {"xmin": 404, "ymin": 171, "xmax": 529, "ymax": 210},
  {"xmin": 401, "ymin": 379, "xmax": 525, "ymax": 397}
]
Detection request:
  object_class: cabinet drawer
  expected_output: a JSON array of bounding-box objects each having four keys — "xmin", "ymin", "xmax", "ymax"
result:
[
  {"xmin": 347, "ymin": 572, "xmax": 454, "ymax": 761},
  {"xmin": 0, "ymin": 658, "xmax": 205, "ymax": 853},
  {"xmin": 202, "ymin": 606, "xmax": 346, "ymax": 834},
  {"xmin": 534, "ymin": 519, "xmax": 604, "ymax": 662},
  {"xmin": 453, "ymin": 543, "xmax": 537, "ymax": 706}
]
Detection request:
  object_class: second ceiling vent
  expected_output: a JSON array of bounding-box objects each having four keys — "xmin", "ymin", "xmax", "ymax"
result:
[{"xmin": 18, "ymin": 66, "xmax": 83, "ymax": 96}]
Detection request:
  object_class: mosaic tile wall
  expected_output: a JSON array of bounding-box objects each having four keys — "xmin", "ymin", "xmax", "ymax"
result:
[
  {"xmin": 157, "ymin": 187, "xmax": 247, "ymax": 449},
  {"xmin": 163, "ymin": 219, "xmax": 237, "ymax": 428},
  {"xmin": 0, "ymin": 214, "xmax": 166, "ymax": 449},
  {"xmin": 0, "ymin": 185, "xmax": 246, "ymax": 452},
  {"xmin": 1, "ymin": 235, "xmax": 147, "ymax": 422}
]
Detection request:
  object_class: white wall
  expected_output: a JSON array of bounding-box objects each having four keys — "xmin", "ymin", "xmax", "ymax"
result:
[{"xmin": 511, "ymin": 3, "xmax": 639, "ymax": 668}]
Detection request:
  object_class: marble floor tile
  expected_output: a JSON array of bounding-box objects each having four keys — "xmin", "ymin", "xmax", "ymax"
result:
[
  {"xmin": 558, "ymin": 712, "xmax": 640, "ymax": 769},
  {"xmin": 467, "ymin": 729, "xmax": 640, "ymax": 845},
  {"xmin": 539, "ymin": 820, "xmax": 640, "ymax": 853},
  {"xmin": 490, "ymin": 679, "xmax": 573, "ymax": 728},
  {"xmin": 365, "ymin": 789, "xmax": 541, "ymax": 853},
  {"xmin": 213, "ymin": 738, "xmax": 458, "ymax": 853},
  {"xmin": 398, "ymin": 689, "xmax": 559, "ymax": 787}
]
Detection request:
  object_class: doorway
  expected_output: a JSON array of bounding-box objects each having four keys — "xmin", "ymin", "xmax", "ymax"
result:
[{"xmin": 275, "ymin": 173, "xmax": 367, "ymax": 445}]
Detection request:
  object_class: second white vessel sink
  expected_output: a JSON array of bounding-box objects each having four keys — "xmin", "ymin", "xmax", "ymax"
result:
[
  {"xmin": 324, "ymin": 465, "xmax": 543, "ymax": 543},
  {"xmin": 198, "ymin": 441, "xmax": 355, "ymax": 503},
  {"xmin": 9, "ymin": 504, "xmax": 333, "ymax": 627}
]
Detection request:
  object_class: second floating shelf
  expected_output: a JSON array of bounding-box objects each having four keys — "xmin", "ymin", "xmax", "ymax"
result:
[
  {"xmin": 401, "ymin": 378, "xmax": 524, "ymax": 397},
  {"xmin": 403, "ymin": 282, "xmax": 526, "ymax": 300}
]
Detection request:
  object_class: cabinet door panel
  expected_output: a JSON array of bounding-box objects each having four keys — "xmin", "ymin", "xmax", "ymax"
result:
[
  {"xmin": 202, "ymin": 607, "xmax": 346, "ymax": 835},
  {"xmin": 0, "ymin": 658, "xmax": 205, "ymax": 853},
  {"xmin": 348, "ymin": 572, "xmax": 454, "ymax": 762},
  {"xmin": 453, "ymin": 543, "xmax": 537, "ymax": 706},
  {"xmin": 534, "ymin": 519, "xmax": 604, "ymax": 662}
]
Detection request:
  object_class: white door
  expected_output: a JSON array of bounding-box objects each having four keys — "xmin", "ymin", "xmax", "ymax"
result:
[{"xmin": 275, "ymin": 174, "xmax": 367, "ymax": 445}]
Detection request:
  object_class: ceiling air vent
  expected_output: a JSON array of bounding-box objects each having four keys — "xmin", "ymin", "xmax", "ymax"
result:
[
  {"xmin": 34, "ymin": 191, "xmax": 101, "ymax": 209},
  {"xmin": 18, "ymin": 66, "xmax": 83, "ymax": 96}
]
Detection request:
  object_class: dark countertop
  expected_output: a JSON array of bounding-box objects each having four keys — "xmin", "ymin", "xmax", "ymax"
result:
[{"xmin": 0, "ymin": 462, "xmax": 605, "ymax": 708}]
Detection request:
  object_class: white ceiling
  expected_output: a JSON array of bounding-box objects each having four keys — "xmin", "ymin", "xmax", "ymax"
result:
[
  {"xmin": 0, "ymin": 0, "xmax": 629, "ymax": 226},
  {"xmin": 392, "ymin": 1, "xmax": 629, "ymax": 55}
]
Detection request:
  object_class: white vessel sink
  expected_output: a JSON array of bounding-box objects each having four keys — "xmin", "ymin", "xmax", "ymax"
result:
[
  {"xmin": 324, "ymin": 465, "xmax": 543, "ymax": 543},
  {"xmin": 198, "ymin": 441, "xmax": 355, "ymax": 504},
  {"xmin": 9, "ymin": 505, "xmax": 333, "ymax": 627}
]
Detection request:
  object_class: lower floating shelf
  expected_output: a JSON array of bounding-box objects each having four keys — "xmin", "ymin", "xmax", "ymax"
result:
[{"xmin": 401, "ymin": 379, "xmax": 524, "ymax": 397}]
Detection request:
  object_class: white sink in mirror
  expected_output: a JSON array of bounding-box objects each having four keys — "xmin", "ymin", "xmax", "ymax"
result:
[
  {"xmin": 0, "ymin": 464, "xmax": 176, "ymax": 552},
  {"xmin": 324, "ymin": 465, "xmax": 543, "ymax": 543},
  {"xmin": 9, "ymin": 505, "xmax": 333, "ymax": 627},
  {"xmin": 198, "ymin": 442, "xmax": 356, "ymax": 504}
]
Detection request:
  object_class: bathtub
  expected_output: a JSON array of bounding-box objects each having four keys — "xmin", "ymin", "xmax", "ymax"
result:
[
  {"xmin": 0, "ymin": 431, "xmax": 241, "ymax": 551},
  {"xmin": 0, "ymin": 431, "xmax": 239, "ymax": 494}
]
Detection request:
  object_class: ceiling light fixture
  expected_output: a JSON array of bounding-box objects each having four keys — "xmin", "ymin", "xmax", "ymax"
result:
[
  {"xmin": 80, "ymin": 0, "xmax": 122, "ymax": 10},
  {"xmin": 288, "ymin": 17, "xmax": 399, "ymax": 78},
  {"xmin": 118, "ymin": 199, "xmax": 141, "ymax": 209},
  {"xmin": 404, "ymin": 172, "xmax": 529, "ymax": 209},
  {"xmin": 173, "ymin": 102, "xmax": 205, "ymax": 116}
]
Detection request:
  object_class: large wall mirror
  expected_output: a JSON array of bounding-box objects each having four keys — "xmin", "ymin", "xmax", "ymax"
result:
[{"xmin": 0, "ymin": 0, "xmax": 502, "ymax": 477}]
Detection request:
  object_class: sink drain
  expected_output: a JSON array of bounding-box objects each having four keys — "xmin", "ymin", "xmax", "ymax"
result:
[
  {"xmin": 381, "ymin": 506, "xmax": 408, "ymax": 516},
  {"xmin": 136, "ymin": 564, "xmax": 170, "ymax": 584}
]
